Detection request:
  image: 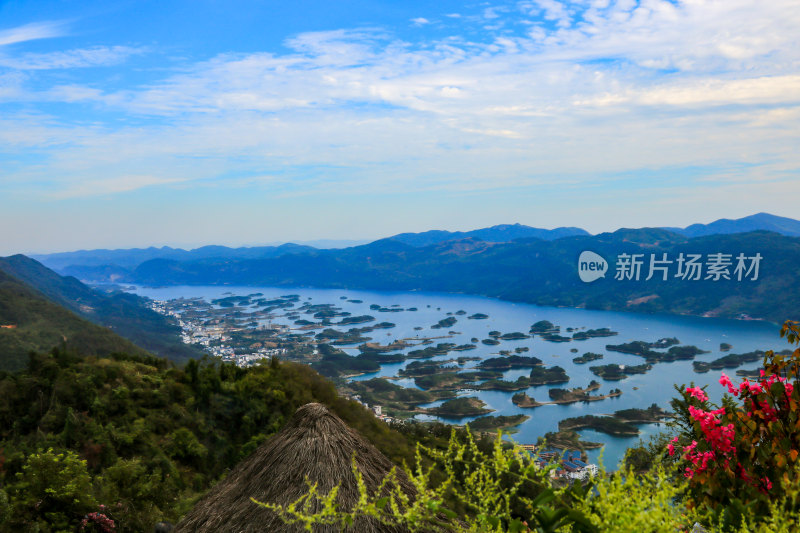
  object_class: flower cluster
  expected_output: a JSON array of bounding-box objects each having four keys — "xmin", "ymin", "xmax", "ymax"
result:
[
  {"xmin": 727, "ymin": 370, "xmax": 795, "ymax": 424},
  {"xmin": 674, "ymin": 366, "xmax": 798, "ymax": 496},
  {"xmin": 671, "ymin": 322, "xmax": 800, "ymax": 519},
  {"xmin": 80, "ymin": 506, "xmax": 115, "ymax": 532},
  {"xmin": 669, "ymin": 399, "xmax": 735, "ymax": 479},
  {"xmin": 685, "ymin": 386, "xmax": 708, "ymax": 402}
]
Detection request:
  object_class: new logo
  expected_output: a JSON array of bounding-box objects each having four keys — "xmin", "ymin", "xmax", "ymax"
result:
[{"xmin": 578, "ymin": 251, "xmax": 607, "ymax": 283}]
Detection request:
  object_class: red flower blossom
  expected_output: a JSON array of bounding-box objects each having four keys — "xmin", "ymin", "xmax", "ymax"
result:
[{"xmin": 686, "ymin": 386, "xmax": 708, "ymax": 402}]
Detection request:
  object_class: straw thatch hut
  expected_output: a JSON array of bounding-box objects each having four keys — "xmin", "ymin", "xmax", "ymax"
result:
[{"xmin": 175, "ymin": 403, "xmax": 415, "ymax": 532}]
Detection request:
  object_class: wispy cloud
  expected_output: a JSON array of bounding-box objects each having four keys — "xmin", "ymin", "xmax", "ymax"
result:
[
  {"xmin": 0, "ymin": 21, "xmax": 66, "ymax": 46},
  {"xmin": 51, "ymin": 174, "xmax": 189, "ymax": 199},
  {"xmin": 575, "ymin": 75, "xmax": 800, "ymax": 108},
  {"xmin": 0, "ymin": 45, "xmax": 145, "ymax": 70},
  {"xmin": 101, "ymin": 1, "xmax": 798, "ymax": 116},
  {"xmin": 2, "ymin": 1, "xmax": 799, "ymax": 206}
]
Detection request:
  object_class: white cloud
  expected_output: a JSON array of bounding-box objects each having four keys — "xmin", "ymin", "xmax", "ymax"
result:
[
  {"xmin": 47, "ymin": 85, "xmax": 105, "ymax": 102},
  {"xmin": 520, "ymin": 0, "xmax": 574, "ymax": 27},
  {"xmin": 575, "ymin": 75, "xmax": 800, "ymax": 108},
  {"xmin": 533, "ymin": 0, "xmax": 800, "ymax": 72},
  {"xmin": 0, "ymin": 45, "xmax": 145, "ymax": 70},
  {"xmin": 0, "ymin": 21, "xmax": 66, "ymax": 46},
  {"xmin": 2, "ymin": 1, "xmax": 799, "ymax": 205},
  {"xmin": 98, "ymin": 1, "xmax": 798, "ymax": 119},
  {"xmin": 637, "ymin": 76, "xmax": 800, "ymax": 107},
  {"xmin": 51, "ymin": 174, "xmax": 189, "ymax": 199},
  {"xmin": 284, "ymin": 29, "xmax": 386, "ymax": 64}
]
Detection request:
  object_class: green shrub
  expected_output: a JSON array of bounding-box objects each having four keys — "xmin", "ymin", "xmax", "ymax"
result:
[
  {"xmin": 5, "ymin": 448, "xmax": 106, "ymax": 531},
  {"xmin": 258, "ymin": 430, "xmax": 594, "ymax": 532}
]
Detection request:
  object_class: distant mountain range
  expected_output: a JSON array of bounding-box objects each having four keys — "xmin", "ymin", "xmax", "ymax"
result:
[
  {"xmin": 386, "ymin": 224, "xmax": 590, "ymax": 247},
  {"xmin": 0, "ymin": 255, "xmax": 202, "ymax": 369},
  {"xmin": 663, "ymin": 213, "xmax": 800, "ymax": 238},
  {"xmin": 121, "ymin": 228, "xmax": 797, "ymax": 323},
  {"xmin": 33, "ymin": 243, "xmax": 316, "ymax": 271},
  {"xmin": 32, "ymin": 213, "xmax": 800, "ymax": 280},
  {"xmin": 18, "ymin": 212, "xmax": 800, "ymax": 324}
]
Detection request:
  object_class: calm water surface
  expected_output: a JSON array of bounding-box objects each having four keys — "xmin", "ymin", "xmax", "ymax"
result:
[{"xmin": 131, "ymin": 284, "xmax": 781, "ymax": 468}]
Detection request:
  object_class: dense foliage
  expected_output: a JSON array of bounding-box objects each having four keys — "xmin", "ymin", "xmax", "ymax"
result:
[
  {"xmin": 0, "ymin": 350, "xmax": 418, "ymax": 531},
  {"xmin": 266, "ymin": 425, "xmax": 800, "ymax": 533},
  {"xmin": 258, "ymin": 430, "xmax": 596, "ymax": 533},
  {"xmin": 669, "ymin": 320, "xmax": 800, "ymax": 529}
]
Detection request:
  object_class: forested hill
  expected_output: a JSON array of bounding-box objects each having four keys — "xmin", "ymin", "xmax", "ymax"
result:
[
  {"xmin": 128, "ymin": 230, "xmax": 800, "ymax": 323},
  {"xmin": 0, "ymin": 255, "xmax": 203, "ymax": 363},
  {"xmin": 0, "ymin": 349, "xmax": 425, "ymax": 530},
  {"xmin": 0, "ymin": 269, "xmax": 149, "ymax": 371}
]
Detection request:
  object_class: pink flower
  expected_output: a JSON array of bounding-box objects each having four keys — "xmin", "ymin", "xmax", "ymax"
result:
[
  {"xmin": 740, "ymin": 380, "xmax": 764, "ymax": 395},
  {"xmin": 683, "ymin": 440, "xmax": 698, "ymax": 455},
  {"xmin": 668, "ymin": 443, "xmax": 675, "ymax": 455},
  {"xmin": 686, "ymin": 387, "xmax": 708, "ymax": 402},
  {"xmin": 719, "ymin": 373, "xmax": 738, "ymax": 395}
]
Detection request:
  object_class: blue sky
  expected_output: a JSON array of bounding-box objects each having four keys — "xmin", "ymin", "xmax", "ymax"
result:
[{"xmin": 1, "ymin": 0, "xmax": 799, "ymax": 254}]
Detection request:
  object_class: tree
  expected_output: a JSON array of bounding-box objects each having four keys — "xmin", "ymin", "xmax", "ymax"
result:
[{"xmin": 6, "ymin": 448, "xmax": 110, "ymax": 531}]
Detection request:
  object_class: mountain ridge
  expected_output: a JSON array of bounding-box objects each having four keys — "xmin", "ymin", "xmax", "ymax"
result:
[
  {"xmin": 122, "ymin": 229, "xmax": 800, "ymax": 323},
  {"xmin": 386, "ymin": 223, "xmax": 590, "ymax": 247},
  {"xmin": 31, "ymin": 213, "xmax": 800, "ymax": 279},
  {"xmin": 0, "ymin": 267, "xmax": 149, "ymax": 371},
  {"xmin": 32, "ymin": 242, "xmax": 316, "ymax": 271},
  {"xmin": 0, "ymin": 255, "xmax": 203, "ymax": 363},
  {"xmin": 665, "ymin": 213, "xmax": 800, "ymax": 238}
]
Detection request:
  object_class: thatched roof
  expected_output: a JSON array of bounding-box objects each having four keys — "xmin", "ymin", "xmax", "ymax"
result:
[{"xmin": 175, "ymin": 403, "xmax": 415, "ymax": 532}]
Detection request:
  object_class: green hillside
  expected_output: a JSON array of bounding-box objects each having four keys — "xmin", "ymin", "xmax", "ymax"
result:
[
  {"xmin": 0, "ymin": 269, "xmax": 148, "ymax": 371},
  {"xmin": 0, "ymin": 350, "xmax": 421, "ymax": 531},
  {"xmin": 0, "ymin": 255, "xmax": 203, "ymax": 363}
]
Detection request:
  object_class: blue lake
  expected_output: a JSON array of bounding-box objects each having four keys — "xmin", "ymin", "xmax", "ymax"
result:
[{"xmin": 131, "ymin": 284, "xmax": 782, "ymax": 469}]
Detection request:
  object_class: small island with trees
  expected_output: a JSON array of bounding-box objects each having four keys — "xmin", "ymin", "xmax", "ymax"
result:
[
  {"xmin": 430, "ymin": 397, "xmax": 493, "ymax": 418},
  {"xmin": 572, "ymin": 352, "xmax": 604, "ymax": 364},
  {"xmin": 606, "ymin": 339, "xmax": 708, "ymax": 363},
  {"xmin": 692, "ymin": 349, "xmax": 791, "ymax": 373},
  {"xmin": 511, "ymin": 381, "xmax": 622, "ymax": 408},
  {"xmin": 589, "ymin": 363, "xmax": 652, "ymax": 380},
  {"xmin": 467, "ymin": 414, "xmax": 530, "ymax": 433},
  {"xmin": 558, "ymin": 415, "xmax": 640, "ymax": 437}
]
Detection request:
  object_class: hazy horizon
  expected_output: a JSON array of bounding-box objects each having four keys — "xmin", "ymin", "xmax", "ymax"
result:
[{"xmin": 14, "ymin": 211, "xmax": 794, "ymax": 256}]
